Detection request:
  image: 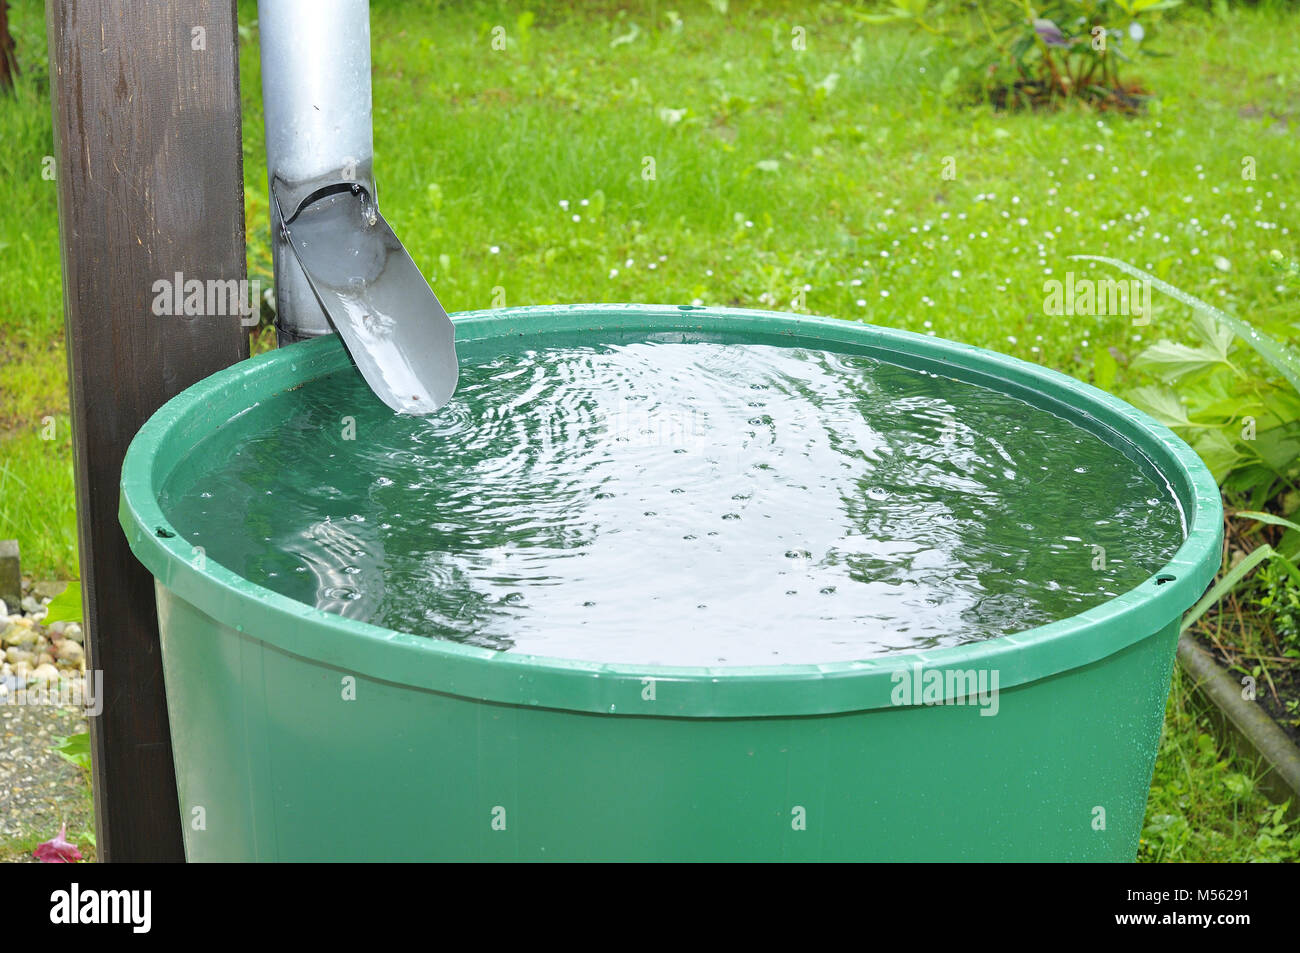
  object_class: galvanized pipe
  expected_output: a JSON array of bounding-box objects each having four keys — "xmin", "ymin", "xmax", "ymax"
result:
[{"xmin": 258, "ymin": 0, "xmax": 376, "ymax": 343}]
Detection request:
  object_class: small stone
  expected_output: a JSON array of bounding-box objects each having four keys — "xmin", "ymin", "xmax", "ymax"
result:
[
  {"xmin": 11, "ymin": 660, "xmax": 31, "ymax": 679},
  {"xmin": 37, "ymin": 651, "xmax": 54, "ymax": 667},
  {"xmin": 11, "ymin": 616, "xmax": 33, "ymax": 629},
  {"xmin": 63, "ymin": 623, "xmax": 83, "ymax": 644},
  {"xmin": 20, "ymin": 596, "xmax": 40, "ymax": 615},
  {"xmin": 47, "ymin": 621, "xmax": 66, "ymax": 636},
  {"xmin": 5, "ymin": 647, "xmax": 34, "ymax": 666},
  {"xmin": 3, "ymin": 626, "xmax": 36, "ymax": 648},
  {"xmin": 29, "ymin": 663, "xmax": 60, "ymax": 684},
  {"xmin": 31, "ymin": 580, "xmax": 67, "ymax": 602},
  {"xmin": 0, "ymin": 599, "xmax": 6, "ymax": 618},
  {"xmin": 55, "ymin": 641, "xmax": 84, "ymax": 665}
]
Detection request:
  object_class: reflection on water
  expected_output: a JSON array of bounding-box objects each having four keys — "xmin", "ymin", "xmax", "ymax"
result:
[{"xmin": 160, "ymin": 338, "xmax": 1185, "ymax": 666}]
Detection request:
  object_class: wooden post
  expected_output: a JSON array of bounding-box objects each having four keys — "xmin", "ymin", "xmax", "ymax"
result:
[
  {"xmin": 46, "ymin": 0, "xmax": 248, "ymax": 861},
  {"xmin": 0, "ymin": 1, "xmax": 20, "ymax": 91}
]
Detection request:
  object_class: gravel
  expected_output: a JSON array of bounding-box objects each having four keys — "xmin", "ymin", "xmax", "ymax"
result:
[
  {"xmin": 0, "ymin": 701, "xmax": 90, "ymax": 860},
  {"xmin": 0, "ymin": 580, "xmax": 94, "ymax": 862}
]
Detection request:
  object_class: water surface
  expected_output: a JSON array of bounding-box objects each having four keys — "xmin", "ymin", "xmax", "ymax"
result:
[{"xmin": 160, "ymin": 337, "xmax": 1185, "ymax": 665}]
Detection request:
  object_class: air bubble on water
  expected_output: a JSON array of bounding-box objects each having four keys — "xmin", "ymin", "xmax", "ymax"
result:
[{"xmin": 866, "ymin": 487, "xmax": 888, "ymax": 501}]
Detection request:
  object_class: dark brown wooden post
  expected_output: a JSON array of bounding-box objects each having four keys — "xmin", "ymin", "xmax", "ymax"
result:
[
  {"xmin": 46, "ymin": 0, "xmax": 248, "ymax": 861},
  {"xmin": 0, "ymin": 2, "xmax": 20, "ymax": 91}
]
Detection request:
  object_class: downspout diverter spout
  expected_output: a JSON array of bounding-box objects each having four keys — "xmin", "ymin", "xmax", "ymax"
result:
[{"xmin": 258, "ymin": 0, "xmax": 457, "ymax": 414}]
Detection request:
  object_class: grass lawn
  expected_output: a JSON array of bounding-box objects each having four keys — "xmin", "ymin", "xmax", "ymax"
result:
[{"xmin": 2, "ymin": 0, "xmax": 1298, "ymax": 859}]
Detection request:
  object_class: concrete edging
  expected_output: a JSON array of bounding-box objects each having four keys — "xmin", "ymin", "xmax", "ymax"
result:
[{"xmin": 1177, "ymin": 635, "xmax": 1300, "ymax": 818}]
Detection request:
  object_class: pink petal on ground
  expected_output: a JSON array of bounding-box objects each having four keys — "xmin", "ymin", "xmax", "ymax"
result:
[{"xmin": 33, "ymin": 823, "xmax": 83, "ymax": 863}]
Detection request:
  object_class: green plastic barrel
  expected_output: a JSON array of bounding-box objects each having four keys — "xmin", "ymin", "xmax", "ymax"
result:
[{"xmin": 119, "ymin": 305, "xmax": 1222, "ymax": 861}]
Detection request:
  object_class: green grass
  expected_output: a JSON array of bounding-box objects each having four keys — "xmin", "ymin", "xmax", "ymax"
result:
[
  {"xmin": 1143, "ymin": 667, "xmax": 1300, "ymax": 862},
  {"xmin": 0, "ymin": 418, "xmax": 78, "ymax": 580},
  {"xmin": 1, "ymin": 0, "xmax": 1298, "ymax": 858}
]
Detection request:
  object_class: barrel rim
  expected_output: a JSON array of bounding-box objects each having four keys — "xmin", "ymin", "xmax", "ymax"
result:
[{"xmin": 119, "ymin": 304, "xmax": 1223, "ymax": 717}]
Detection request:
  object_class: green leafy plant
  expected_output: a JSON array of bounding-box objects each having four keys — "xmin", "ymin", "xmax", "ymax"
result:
[
  {"xmin": 51, "ymin": 732, "xmax": 92, "ymax": 774},
  {"xmin": 40, "ymin": 580, "xmax": 82, "ymax": 626},
  {"xmin": 848, "ymin": 0, "xmax": 1180, "ymax": 110},
  {"xmin": 1181, "ymin": 511, "xmax": 1300, "ymax": 632},
  {"xmin": 1256, "ymin": 559, "xmax": 1300, "ymax": 659},
  {"xmin": 41, "ymin": 581, "xmax": 93, "ymax": 776},
  {"xmin": 1074, "ymin": 255, "xmax": 1300, "ymax": 511}
]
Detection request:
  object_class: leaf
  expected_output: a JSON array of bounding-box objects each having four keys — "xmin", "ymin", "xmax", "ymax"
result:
[
  {"xmin": 1252, "ymin": 426, "xmax": 1300, "ymax": 473},
  {"xmin": 1131, "ymin": 340, "xmax": 1232, "ymax": 381},
  {"xmin": 51, "ymin": 732, "xmax": 92, "ymax": 772},
  {"xmin": 42, "ymin": 581, "xmax": 82, "ymax": 626},
  {"xmin": 1187, "ymin": 307, "xmax": 1235, "ymax": 357},
  {"xmin": 1071, "ymin": 256, "xmax": 1300, "ymax": 396},
  {"xmin": 1235, "ymin": 510, "xmax": 1300, "ymax": 534},
  {"xmin": 1127, "ymin": 385, "xmax": 1190, "ymax": 428},
  {"xmin": 1273, "ymin": 551, "xmax": 1300, "ymax": 584},
  {"xmin": 1191, "ymin": 429, "xmax": 1240, "ymax": 482},
  {"xmin": 1223, "ymin": 772, "xmax": 1253, "ymax": 799}
]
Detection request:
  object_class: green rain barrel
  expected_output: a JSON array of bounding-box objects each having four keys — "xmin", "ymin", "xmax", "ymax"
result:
[{"xmin": 119, "ymin": 304, "xmax": 1223, "ymax": 861}]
